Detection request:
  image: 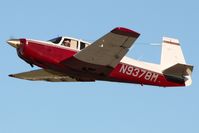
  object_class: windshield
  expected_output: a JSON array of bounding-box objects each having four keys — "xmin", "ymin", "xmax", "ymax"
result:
[{"xmin": 48, "ymin": 37, "xmax": 62, "ymax": 44}]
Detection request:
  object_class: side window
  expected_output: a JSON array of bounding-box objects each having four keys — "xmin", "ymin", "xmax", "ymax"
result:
[
  {"xmin": 80, "ymin": 42, "xmax": 86, "ymax": 50},
  {"xmin": 70, "ymin": 40, "xmax": 78, "ymax": 49},
  {"xmin": 62, "ymin": 39, "xmax": 78, "ymax": 49},
  {"xmin": 62, "ymin": 39, "xmax": 71, "ymax": 47}
]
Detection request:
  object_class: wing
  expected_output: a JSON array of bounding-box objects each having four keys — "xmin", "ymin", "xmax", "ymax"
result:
[
  {"xmin": 9, "ymin": 69, "xmax": 95, "ymax": 82},
  {"xmin": 74, "ymin": 27, "xmax": 140, "ymax": 68},
  {"xmin": 61, "ymin": 27, "xmax": 140, "ymax": 76}
]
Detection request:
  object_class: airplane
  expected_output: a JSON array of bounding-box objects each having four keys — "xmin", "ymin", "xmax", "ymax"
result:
[{"xmin": 7, "ymin": 27, "xmax": 193, "ymax": 87}]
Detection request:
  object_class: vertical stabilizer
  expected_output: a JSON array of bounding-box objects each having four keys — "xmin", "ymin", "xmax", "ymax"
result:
[
  {"xmin": 161, "ymin": 37, "xmax": 193, "ymax": 86},
  {"xmin": 161, "ymin": 37, "xmax": 186, "ymax": 69}
]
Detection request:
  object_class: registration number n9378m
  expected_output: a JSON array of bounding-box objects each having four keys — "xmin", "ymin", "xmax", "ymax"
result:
[{"xmin": 119, "ymin": 64, "xmax": 159, "ymax": 82}]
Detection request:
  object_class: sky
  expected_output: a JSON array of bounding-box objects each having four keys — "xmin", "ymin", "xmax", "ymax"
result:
[{"xmin": 0, "ymin": 0, "xmax": 199, "ymax": 133}]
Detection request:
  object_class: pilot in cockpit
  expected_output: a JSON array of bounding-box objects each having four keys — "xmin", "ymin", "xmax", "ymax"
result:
[{"xmin": 62, "ymin": 39, "xmax": 71, "ymax": 47}]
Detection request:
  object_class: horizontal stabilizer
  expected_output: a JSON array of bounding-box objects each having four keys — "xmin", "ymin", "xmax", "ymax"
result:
[{"xmin": 163, "ymin": 63, "xmax": 193, "ymax": 79}]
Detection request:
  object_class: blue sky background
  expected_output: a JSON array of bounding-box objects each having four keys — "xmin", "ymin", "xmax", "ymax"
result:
[{"xmin": 0, "ymin": 0, "xmax": 198, "ymax": 133}]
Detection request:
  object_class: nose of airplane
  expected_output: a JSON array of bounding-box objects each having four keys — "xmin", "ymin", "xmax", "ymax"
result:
[{"xmin": 7, "ymin": 39, "xmax": 21, "ymax": 48}]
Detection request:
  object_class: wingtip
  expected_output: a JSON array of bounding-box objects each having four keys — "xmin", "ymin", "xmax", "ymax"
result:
[
  {"xmin": 111, "ymin": 27, "xmax": 140, "ymax": 38},
  {"xmin": 9, "ymin": 74, "xmax": 15, "ymax": 77}
]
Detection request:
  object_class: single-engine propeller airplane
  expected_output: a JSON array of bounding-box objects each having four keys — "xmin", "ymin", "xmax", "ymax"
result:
[{"xmin": 7, "ymin": 27, "xmax": 193, "ymax": 87}]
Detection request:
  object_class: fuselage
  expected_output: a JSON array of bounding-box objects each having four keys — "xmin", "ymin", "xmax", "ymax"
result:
[{"xmin": 15, "ymin": 38, "xmax": 185, "ymax": 87}]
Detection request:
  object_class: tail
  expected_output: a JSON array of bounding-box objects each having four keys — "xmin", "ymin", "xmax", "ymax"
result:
[{"xmin": 161, "ymin": 37, "xmax": 193, "ymax": 86}]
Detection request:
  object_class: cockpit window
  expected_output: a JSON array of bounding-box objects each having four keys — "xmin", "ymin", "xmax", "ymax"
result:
[
  {"xmin": 48, "ymin": 37, "xmax": 62, "ymax": 44},
  {"xmin": 62, "ymin": 39, "xmax": 71, "ymax": 47},
  {"xmin": 80, "ymin": 42, "xmax": 86, "ymax": 50}
]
